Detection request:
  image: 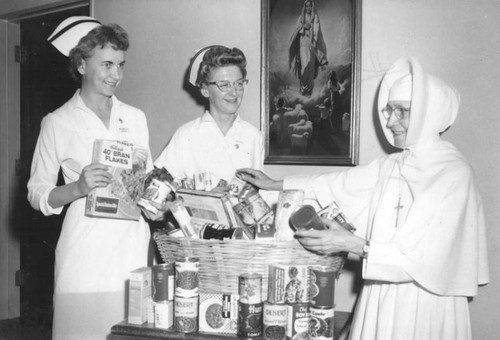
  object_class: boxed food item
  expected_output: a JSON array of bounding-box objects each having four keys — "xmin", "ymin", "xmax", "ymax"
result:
[
  {"xmin": 128, "ymin": 267, "xmax": 152, "ymax": 325},
  {"xmin": 267, "ymin": 264, "xmax": 310, "ymax": 304},
  {"xmin": 198, "ymin": 292, "xmax": 239, "ymax": 335},
  {"xmin": 86, "ymin": 139, "xmax": 148, "ymax": 220},
  {"xmin": 154, "ymin": 301, "xmax": 174, "ymax": 329}
]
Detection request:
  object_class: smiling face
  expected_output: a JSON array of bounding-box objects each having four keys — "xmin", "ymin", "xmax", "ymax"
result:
[
  {"xmin": 78, "ymin": 43, "xmax": 125, "ymax": 98},
  {"xmin": 201, "ymin": 65, "xmax": 245, "ymax": 117},
  {"xmin": 384, "ymin": 100, "xmax": 411, "ymax": 148}
]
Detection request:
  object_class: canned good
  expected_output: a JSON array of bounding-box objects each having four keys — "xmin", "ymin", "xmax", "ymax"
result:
[
  {"xmin": 286, "ymin": 302, "xmax": 310, "ymax": 339},
  {"xmin": 174, "ymin": 295, "xmax": 199, "ymax": 333},
  {"xmin": 200, "ymin": 223, "xmax": 242, "ymax": 240},
  {"xmin": 175, "ymin": 257, "xmax": 199, "ymax": 297},
  {"xmin": 309, "ymin": 306, "xmax": 335, "ymax": 340},
  {"xmin": 228, "ymin": 175, "xmax": 247, "ymax": 197},
  {"xmin": 309, "ymin": 266, "xmax": 336, "ymax": 307},
  {"xmin": 263, "ymin": 302, "xmax": 287, "ymax": 340},
  {"xmin": 137, "ymin": 178, "xmax": 175, "ymax": 214},
  {"xmin": 239, "ymin": 272, "xmax": 262, "ymax": 304},
  {"xmin": 152, "ymin": 263, "xmax": 175, "ymax": 302},
  {"xmin": 238, "ymin": 301, "xmax": 263, "ymax": 338}
]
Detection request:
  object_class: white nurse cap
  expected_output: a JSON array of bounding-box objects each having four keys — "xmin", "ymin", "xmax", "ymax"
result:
[
  {"xmin": 187, "ymin": 45, "xmax": 225, "ymax": 86},
  {"xmin": 47, "ymin": 16, "xmax": 101, "ymax": 57}
]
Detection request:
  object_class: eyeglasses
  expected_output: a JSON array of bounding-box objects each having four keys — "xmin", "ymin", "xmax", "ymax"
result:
[
  {"xmin": 206, "ymin": 79, "xmax": 249, "ymax": 93},
  {"xmin": 382, "ymin": 105, "xmax": 411, "ymax": 120}
]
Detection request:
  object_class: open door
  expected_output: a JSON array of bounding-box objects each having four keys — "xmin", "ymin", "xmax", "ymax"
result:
[{"xmin": 17, "ymin": 5, "xmax": 89, "ymax": 332}]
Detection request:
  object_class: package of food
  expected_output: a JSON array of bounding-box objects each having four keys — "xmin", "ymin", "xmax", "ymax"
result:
[
  {"xmin": 198, "ymin": 292, "xmax": 239, "ymax": 335},
  {"xmin": 138, "ymin": 167, "xmax": 176, "ymax": 214},
  {"xmin": 86, "ymin": 139, "xmax": 148, "ymax": 220},
  {"xmin": 128, "ymin": 267, "xmax": 152, "ymax": 325},
  {"xmin": 267, "ymin": 264, "xmax": 310, "ymax": 304}
]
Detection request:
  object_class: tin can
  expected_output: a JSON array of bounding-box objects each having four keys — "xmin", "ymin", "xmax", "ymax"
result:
[
  {"xmin": 137, "ymin": 178, "xmax": 175, "ymax": 214},
  {"xmin": 200, "ymin": 223, "xmax": 242, "ymax": 240},
  {"xmin": 238, "ymin": 301, "xmax": 263, "ymax": 338},
  {"xmin": 174, "ymin": 295, "xmax": 199, "ymax": 333},
  {"xmin": 263, "ymin": 302, "xmax": 287, "ymax": 340},
  {"xmin": 175, "ymin": 257, "xmax": 199, "ymax": 297},
  {"xmin": 239, "ymin": 272, "xmax": 262, "ymax": 304},
  {"xmin": 152, "ymin": 263, "xmax": 175, "ymax": 302},
  {"xmin": 286, "ymin": 302, "xmax": 310, "ymax": 339},
  {"xmin": 309, "ymin": 306, "xmax": 335, "ymax": 340},
  {"xmin": 309, "ymin": 266, "xmax": 336, "ymax": 307}
]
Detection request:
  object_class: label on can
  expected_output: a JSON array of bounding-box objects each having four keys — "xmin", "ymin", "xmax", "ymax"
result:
[
  {"xmin": 200, "ymin": 223, "xmax": 241, "ymax": 240},
  {"xmin": 309, "ymin": 306, "xmax": 335, "ymax": 340},
  {"xmin": 263, "ymin": 302, "xmax": 287, "ymax": 340},
  {"xmin": 286, "ymin": 303, "xmax": 310, "ymax": 339},
  {"xmin": 309, "ymin": 266, "xmax": 336, "ymax": 307},
  {"xmin": 238, "ymin": 301, "xmax": 263, "ymax": 338},
  {"xmin": 174, "ymin": 295, "xmax": 199, "ymax": 333},
  {"xmin": 175, "ymin": 258, "xmax": 199, "ymax": 297},
  {"xmin": 152, "ymin": 263, "xmax": 175, "ymax": 302},
  {"xmin": 239, "ymin": 272, "xmax": 262, "ymax": 304}
]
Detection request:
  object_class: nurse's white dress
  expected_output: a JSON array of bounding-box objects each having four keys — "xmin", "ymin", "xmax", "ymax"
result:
[{"xmin": 28, "ymin": 91, "xmax": 153, "ymax": 340}]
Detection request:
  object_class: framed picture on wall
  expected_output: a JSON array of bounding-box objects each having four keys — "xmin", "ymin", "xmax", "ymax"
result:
[{"xmin": 261, "ymin": 0, "xmax": 361, "ymax": 165}]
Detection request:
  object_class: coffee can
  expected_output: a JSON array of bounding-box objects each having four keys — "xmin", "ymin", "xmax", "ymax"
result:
[
  {"xmin": 309, "ymin": 306, "xmax": 335, "ymax": 340},
  {"xmin": 174, "ymin": 295, "xmax": 199, "ymax": 333},
  {"xmin": 175, "ymin": 257, "xmax": 199, "ymax": 297},
  {"xmin": 263, "ymin": 302, "xmax": 287, "ymax": 340},
  {"xmin": 286, "ymin": 302, "xmax": 310, "ymax": 339},
  {"xmin": 309, "ymin": 266, "xmax": 336, "ymax": 307},
  {"xmin": 239, "ymin": 272, "xmax": 262, "ymax": 304},
  {"xmin": 238, "ymin": 301, "xmax": 263, "ymax": 338},
  {"xmin": 152, "ymin": 262, "xmax": 175, "ymax": 302}
]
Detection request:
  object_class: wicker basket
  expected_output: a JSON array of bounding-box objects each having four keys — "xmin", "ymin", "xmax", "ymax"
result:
[{"xmin": 153, "ymin": 230, "xmax": 346, "ymax": 297}]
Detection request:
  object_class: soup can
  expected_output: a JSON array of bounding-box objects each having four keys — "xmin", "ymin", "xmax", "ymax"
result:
[
  {"xmin": 239, "ymin": 272, "xmax": 262, "ymax": 304},
  {"xmin": 309, "ymin": 266, "xmax": 336, "ymax": 307},
  {"xmin": 309, "ymin": 306, "xmax": 335, "ymax": 340},
  {"xmin": 175, "ymin": 257, "xmax": 199, "ymax": 297},
  {"xmin": 286, "ymin": 302, "xmax": 310, "ymax": 339},
  {"xmin": 238, "ymin": 301, "xmax": 263, "ymax": 338},
  {"xmin": 263, "ymin": 302, "xmax": 287, "ymax": 340},
  {"xmin": 152, "ymin": 262, "xmax": 175, "ymax": 302},
  {"xmin": 174, "ymin": 295, "xmax": 199, "ymax": 333}
]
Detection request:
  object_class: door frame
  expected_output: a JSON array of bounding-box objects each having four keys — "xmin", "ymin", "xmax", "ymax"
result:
[{"xmin": 0, "ymin": 0, "xmax": 91, "ymax": 320}]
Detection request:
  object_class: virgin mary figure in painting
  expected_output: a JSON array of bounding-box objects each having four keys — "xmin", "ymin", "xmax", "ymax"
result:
[{"xmin": 289, "ymin": 0, "xmax": 328, "ymax": 97}]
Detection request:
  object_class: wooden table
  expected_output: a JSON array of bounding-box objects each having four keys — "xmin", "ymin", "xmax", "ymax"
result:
[{"xmin": 111, "ymin": 311, "xmax": 350, "ymax": 339}]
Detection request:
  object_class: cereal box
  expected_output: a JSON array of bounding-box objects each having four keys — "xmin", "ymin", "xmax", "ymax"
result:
[
  {"xmin": 85, "ymin": 139, "xmax": 148, "ymax": 220},
  {"xmin": 198, "ymin": 292, "xmax": 239, "ymax": 335},
  {"xmin": 267, "ymin": 265, "xmax": 310, "ymax": 304}
]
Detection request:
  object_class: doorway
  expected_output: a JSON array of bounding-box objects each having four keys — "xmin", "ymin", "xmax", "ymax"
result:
[{"xmin": 17, "ymin": 5, "xmax": 89, "ymax": 335}]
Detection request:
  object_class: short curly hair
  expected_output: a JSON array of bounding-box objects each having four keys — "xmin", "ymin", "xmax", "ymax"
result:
[
  {"xmin": 68, "ymin": 24, "xmax": 129, "ymax": 81},
  {"xmin": 196, "ymin": 46, "xmax": 247, "ymax": 87}
]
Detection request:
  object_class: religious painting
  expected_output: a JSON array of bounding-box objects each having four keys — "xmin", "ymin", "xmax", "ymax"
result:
[{"xmin": 261, "ymin": 0, "xmax": 361, "ymax": 165}]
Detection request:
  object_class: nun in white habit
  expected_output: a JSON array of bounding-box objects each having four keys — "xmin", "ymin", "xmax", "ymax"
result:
[{"xmin": 238, "ymin": 56, "xmax": 489, "ymax": 340}]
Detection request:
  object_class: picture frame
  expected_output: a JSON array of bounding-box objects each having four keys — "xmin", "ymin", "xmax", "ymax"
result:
[{"xmin": 261, "ymin": 0, "xmax": 361, "ymax": 165}]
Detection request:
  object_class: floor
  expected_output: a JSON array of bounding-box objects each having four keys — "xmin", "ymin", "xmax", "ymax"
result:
[{"xmin": 0, "ymin": 318, "xmax": 51, "ymax": 340}]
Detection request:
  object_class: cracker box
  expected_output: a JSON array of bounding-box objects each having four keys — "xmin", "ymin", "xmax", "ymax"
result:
[
  {"xmin": 198, "ymin": 292, "xmax": 239, "ymax": 335},
  {"xmin": 128, "ymin": 267, "xmax": 152, "ymax": 325},
  {"xmin": 85, "ymin": 139, "xmax": 148, "ymax": 220},
  {"xmin": 267, "ymin": 265, "xmax": 310, "ymax": 304}
]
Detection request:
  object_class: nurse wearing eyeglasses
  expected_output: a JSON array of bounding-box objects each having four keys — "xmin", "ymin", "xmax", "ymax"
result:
[{"xmin": 154, "ymin": 45, "xmax": 264, "ymax": 189}]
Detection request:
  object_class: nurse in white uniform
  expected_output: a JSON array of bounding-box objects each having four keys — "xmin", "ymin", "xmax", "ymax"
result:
[{"xmin": 27, "ymin": 17, "xmax": 153, "ymax": 339}]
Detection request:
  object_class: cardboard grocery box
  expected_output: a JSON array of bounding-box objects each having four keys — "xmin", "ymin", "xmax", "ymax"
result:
[
  {"xmin": 128, "ymin": 267, "xmax": 152, "ymax": 325},
  {"xmin": 267, "ymin": 264, "xmax": 310, "ymax": 304},
  {"xmin": 198, "ymin": 292, "xmax": 239, "ymax": 335}
]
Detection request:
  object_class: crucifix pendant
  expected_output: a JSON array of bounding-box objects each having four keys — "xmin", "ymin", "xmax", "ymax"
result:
[{"xmin": 394, "ymin": 195, "xmax": 404, "ymax": 228}]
